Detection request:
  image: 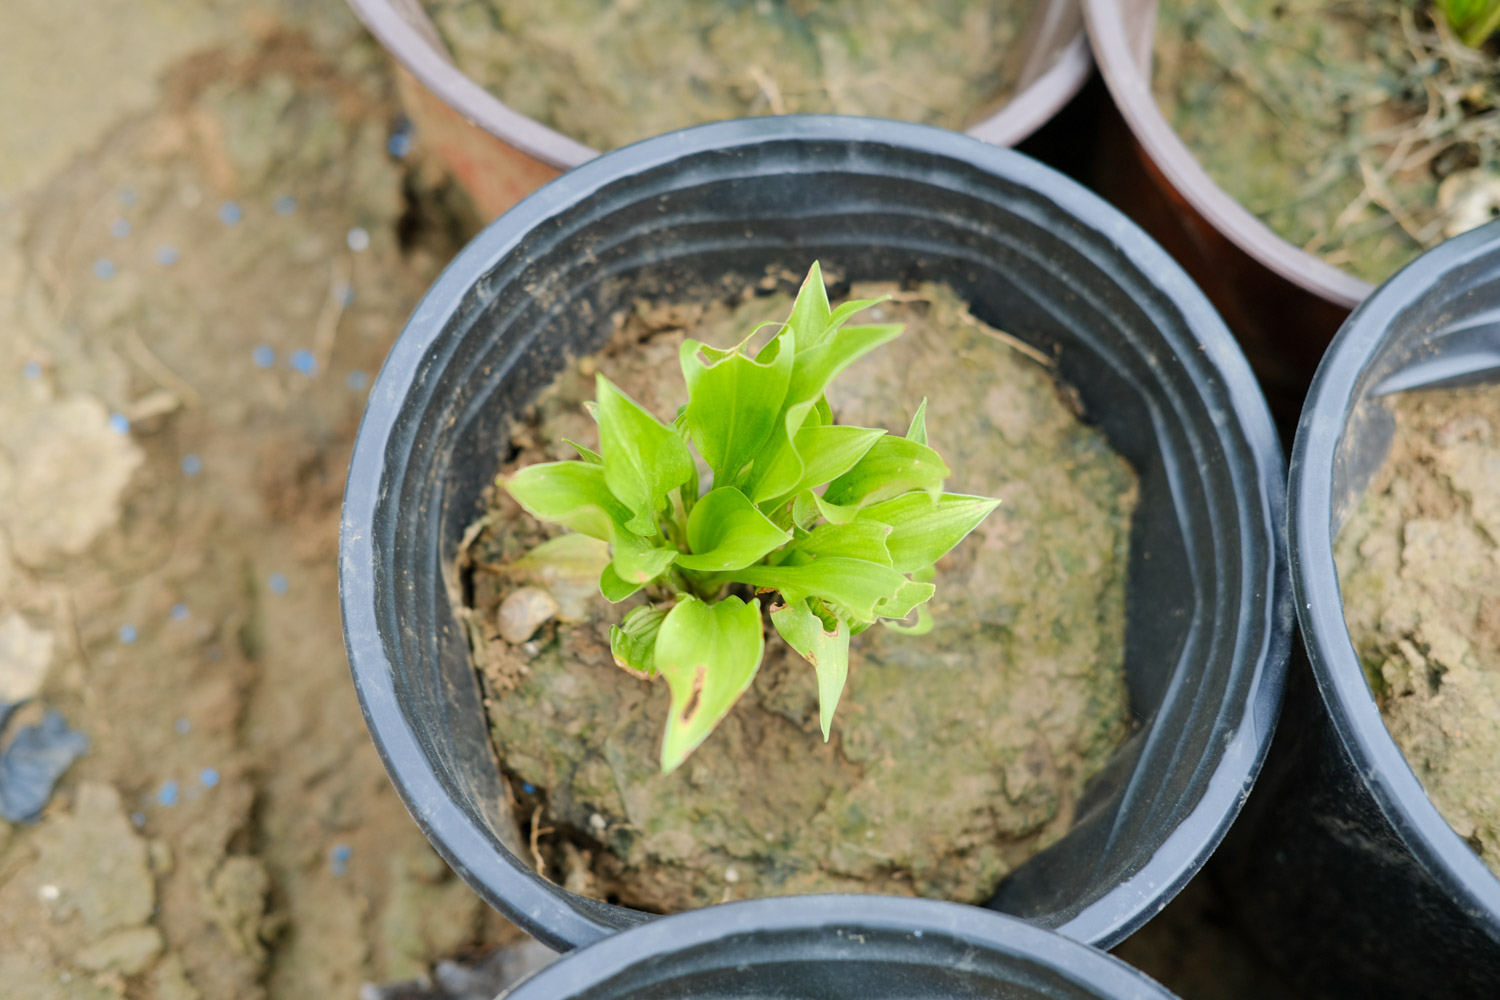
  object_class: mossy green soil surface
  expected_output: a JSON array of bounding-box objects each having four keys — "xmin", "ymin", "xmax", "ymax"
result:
[
  {"xmin": 1337, "ymin": 386, "xmax": 1500, "ymax": 877},
  {"xmin": 463, "ymin": 281, "xmax": 1137, "ymax": 912},
  {"xmin": 1154, "ymin": 0, "xmax": 1500, "ymax": 284},
  {"xmin": 424, "ymin": 0, "xmax": 1031, "ymax": 150}
]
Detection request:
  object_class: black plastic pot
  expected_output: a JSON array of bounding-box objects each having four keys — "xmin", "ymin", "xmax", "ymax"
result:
[
  {"xmin": 502, "ymin": 895, "xmax": 1179, "ymax": 999},
  {"xmin": 1231, "ymin": 220, "xmax": 1500, "ymax": 998},
  {"xmin": 339, "ymin": 115, "xmax": 1292, "ymax": 952}
]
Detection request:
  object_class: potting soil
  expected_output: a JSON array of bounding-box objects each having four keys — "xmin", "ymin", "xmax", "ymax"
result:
[
  {"xmin": 465, "ymin": 281, "xmax": 1137, "ymax": 911},
  {"xmin": 423, "ymin": 0, "xmax": 1032, "ymax": 150},
  {"xmin": 1154, "ymin": 0, "xmax": 1500, "ymax": 285},
  {"xmin": 1337, "ymin": 385, "xmax": 1500, "ymax": 877}
]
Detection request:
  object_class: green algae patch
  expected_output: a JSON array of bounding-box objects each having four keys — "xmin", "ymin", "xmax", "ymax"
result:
[
  {"xmin": 463, "ymin": 280, "xmax": 1136, "ymax": 911},
  {"xmin": 1336, "ymin": 386, "xmax": 1500, "ymax": 877},
  {"xmin": 424, "ymin": 0, "xmax": 1031, "ymax": 151},
  {"xmin": 1153, "ymin": 0, "xmax": 1500, "ymax": 285}
]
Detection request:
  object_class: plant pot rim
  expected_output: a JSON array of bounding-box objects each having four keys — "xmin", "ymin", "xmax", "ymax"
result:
[
  {"xmin": 503, "ymin": 894, "xmax": 1178, "ymax": 999},
  {"xmin": 1083, "ymin": 0, "xmax": 1374, "ymax": 310},
  {"xmin": 345, "ymin": 0, "xmax": 1095, "ymax": 164},
  {"xmin": 341, "ymin": 114, "xmax": 1290, "ymax": 952},
  {"xmin": 1288, "ymin": 220, "xmax": 1500, "ymax": 938}
]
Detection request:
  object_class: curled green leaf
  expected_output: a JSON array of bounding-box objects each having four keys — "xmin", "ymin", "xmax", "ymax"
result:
[
  {"xmin": 610, "ymin": 605, "xmax": 667, "ymax": 678},
  {"xmin": 596, "ymin": 374, "xmax": 695, "ymax": 537},
  {"xmin": 770, "ymin": 598, "xmax": 851, "ymax": 740},
  {"xmin": 680, "ymin": 328, "xmax": 794, "ymax": 486},
  {"xmin": 677, "ymin": 486, "xmax": 791, "ymax": 572},
  {"xmin": 822, "ymin": 435, "xmax": 949, "ymax": 509}
]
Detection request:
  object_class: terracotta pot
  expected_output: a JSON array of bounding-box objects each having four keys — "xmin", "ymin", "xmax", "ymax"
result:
[
  {"xmin": 1084, "ymin": 0, "xmax": 1374, "ymax": 428},
  {"xmin": 348, "ymin": 0, "xmax": 1095, "ymax": 219}
]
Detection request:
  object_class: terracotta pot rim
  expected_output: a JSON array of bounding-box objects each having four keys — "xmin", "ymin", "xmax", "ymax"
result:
[
  {"xmin": 1084, "ymin": 0, "xmax": 1373, "ymax": 309},
  {"xmin": 347, "ymin": 0, "xmax": 1096, "ymax": 164}
]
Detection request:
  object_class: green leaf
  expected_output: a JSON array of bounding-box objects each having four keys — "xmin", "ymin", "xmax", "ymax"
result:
[
  {"xmin": 609, "ymin": 605, "xmax": 666, "ymax": 678},
  {"xmin": 743, "ymin": 323, "xmax": 902, "ymax": 502},
  {"xmin": 730, "ymin": 557, "xmax": 907, "ymax": 623},
  {"xmin": 744, "ymin": 425, "xmax": 886, "ymax": 506},
  {"xmin": 610, "ymin": 529, "xmax": 678, "ymax": 585},
  {"xmin": 656, "ymin": 595, "xmax": 766, "ymax": 773},
  {"xmin": 786, "ymin": 261, "xmax": 833, "ymax": 350},
  {"xmin": 599, "ymin": 562, "xmax": 643, "ymax": 603},
  {"xmin": 785, "ymin": 324, "xmax": 903, "ymax": 409},
  {"xmin": 770, "ymin": 598, "xmax": 851, "ymax": 739},
  {"xmin": 676, "ymin": 486, "xmax": 791, "ymax": 571},
  {"xmin": 787, "ymin": 519, "xmax": 893, "ymax": 566},
  {"xmin": 503, "ymin": 462, "xmax": 630, "ymax": 541},
  {"xmin": 504, "ymin": 462, "xmax": 676, "ymax": 585},
  {"xmin": 905, "ymin": 398, "xmax": 928, "ymax": 446},
  {"xmin": 563, "ymin": 438, "xmax": 603, "ymax": 465},
  {"xmin": 595, "ymin": 374, "xmax": 695, "ymax": 537},
  {"xmin": 680, "ymin": 328, "xmax": 795, "ymax": 485},
  {"xmin": 822, "ymin": 436, "xmax": 949, "ymax": 509},
  {"xmin": 873, "ymin": 579, "xmax": 936, "ymax": 620},
  {"xmin": 858, "ymin": 492, "xmax": 1001, "ymax": 574}
]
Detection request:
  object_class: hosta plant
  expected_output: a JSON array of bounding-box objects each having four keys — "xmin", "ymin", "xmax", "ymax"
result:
[{"xmin": 504, "ymin": 264, "xmax": 1000, "ymax": 772}]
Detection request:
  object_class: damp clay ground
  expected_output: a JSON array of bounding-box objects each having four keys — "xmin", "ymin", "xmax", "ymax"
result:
[
  {"xmin": 1336, "ymin": 386, "xmax": 1500, "ymax": 877},
  {"xmin": 0, "ymin": 3, "xmax": 519, "ymax": 998},
  {"xmin": 463, "ymin": 281, "xmax": 1137, "ymax": 912},
  {"xmin": 423, "ymin": 0, "xmax": 1032, "ymax": 150},
  {"xmin": 1154, "ymin": 0, "xmax": 1500, "ymax": 285}
]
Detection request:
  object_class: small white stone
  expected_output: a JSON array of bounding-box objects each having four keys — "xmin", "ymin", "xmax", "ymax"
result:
[
  {"xmin": 37, "ymin": 884, "xmax": 60, "ymax": 901},
  {"xmin": 724, "ymin": 866, "xmax": 740, "ymax": 884},
  {"xmin": 497, "ymin": 586, "xmax": 559, "ymax": 644},
  {"xmin": 588, "ymin": 812, "xmax": 606, "ymax": 832},
  {"xmin": 0, "ymin": 612, "xmax": 54, "ymax": 703}
]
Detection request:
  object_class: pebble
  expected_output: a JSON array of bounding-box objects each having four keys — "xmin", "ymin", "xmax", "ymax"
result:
[
  {"xmin": 346, "ymin": 227, "xmax": 370, "ymax": 252},
  {"xmin": 497, "ymin": 587, "xmax": 559, "ymax": 644},
  {"xmin": 588, "ymin": 812, "xmax": 606, "ymax": 832},
  {"xmin": 724, "ymin": 866, "xmax": 740, "ymax": 884},
  {"xmin": 38, "ymin": 884, "xmax": 60, "ymax": 901},
  {"xmin": 0, "ymin": 612, "xmax": 54, "ymax": 703}
]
